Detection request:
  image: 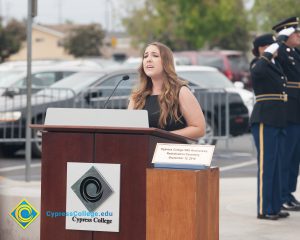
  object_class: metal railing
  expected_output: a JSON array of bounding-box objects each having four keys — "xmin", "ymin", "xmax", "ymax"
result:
[
  {"xmin": 0, "ymin": 87, "xmax": 76, "ymax": 143},
  {"xmin": 0, "ymin": 86, "xmax": 237, "ymax": 146},
  {"xmin": 193, "ymin": 88, "xmax": 230, "ymax": 144}
]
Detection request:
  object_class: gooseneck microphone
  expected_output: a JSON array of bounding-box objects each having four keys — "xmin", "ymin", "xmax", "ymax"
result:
[{"xmin": 103, "ymin": 75, "xmax": 130, "ymax": 108}]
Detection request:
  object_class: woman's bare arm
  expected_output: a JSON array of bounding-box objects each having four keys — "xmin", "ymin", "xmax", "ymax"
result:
[{"xmin": 171, "ymin": 86, "xmax": 206, "ymax": 139}]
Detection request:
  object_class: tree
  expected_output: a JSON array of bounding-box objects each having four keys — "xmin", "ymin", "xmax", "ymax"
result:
[
  {"xmin": 202, "ymin": 0, "xmax": 251, "ymax": 51},
  {"xmin": 0, "ymin": 19, "xmax": 26, "ymax": 62},
  {"xmin": 63, "ymin": 24, "xmax": 105, "ymax": 57},
  {"xmin": 251, "ymin": 0, "xmax": 300, "ymax": 32},
  {"xmin": 122, "ymin": 0, "xmax": 251, "ymax": 51}
]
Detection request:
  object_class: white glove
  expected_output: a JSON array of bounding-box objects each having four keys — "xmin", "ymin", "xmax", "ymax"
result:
[
  {"xmin": 278, "ymin": 27, "xmax": 295, "ymax": 37},
  {"xmin": 264, "ymin": 43, "xmax": 279, "ymax": 54}
]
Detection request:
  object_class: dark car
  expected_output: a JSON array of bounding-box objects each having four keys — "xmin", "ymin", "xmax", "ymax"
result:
[
  {"xmin": 174, "ymin": 50, "xmax": 252, "ymax": 89},
  {"xmin": 0, "ymin": 66, "xmax": 249, "ymax": 156}
]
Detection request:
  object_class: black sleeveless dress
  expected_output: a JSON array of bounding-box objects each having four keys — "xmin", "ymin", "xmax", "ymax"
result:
[{"xmin": 143, "ymin": 95, "xmax": 187, "ymax": 131}]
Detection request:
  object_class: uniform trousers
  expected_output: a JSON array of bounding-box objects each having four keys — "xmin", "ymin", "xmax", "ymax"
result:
[
  {"xmin": 252, "ymin": 123, "xmax": 286, "ymax": 215},
  {"xmin": 282, "ymin": 123, "xmax": 300, "ymax": 203}
]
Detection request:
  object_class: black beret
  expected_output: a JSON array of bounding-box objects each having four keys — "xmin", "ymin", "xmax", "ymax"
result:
[
  {"xmin": 253, "ymin": 34, "xmax": 276, "ymax": 49},
  {"xmin": 252, "ymin": 34, "xmax": 276, "ymax": 57},
  {"xmin": 272, "ymin": 16, "xmax": 299, "ymax": 32}
]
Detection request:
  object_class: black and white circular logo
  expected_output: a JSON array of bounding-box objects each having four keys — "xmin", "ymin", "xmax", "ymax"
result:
[{"xmin": 71, "ymin": 166, "xmax": 114, "ymax": 212}]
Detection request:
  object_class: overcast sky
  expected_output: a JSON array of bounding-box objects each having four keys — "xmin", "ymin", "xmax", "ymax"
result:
[{"xmin": 0, "ymin": 0, "xmax": 139, "ymax": 31}]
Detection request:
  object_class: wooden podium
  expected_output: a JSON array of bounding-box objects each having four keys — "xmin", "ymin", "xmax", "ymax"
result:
[
  {"xmin": 33, "ymin": 125, "xmax": 219, "ymax": 240},
  {"xmin": 147, "ymin": 168, "xmax": 219, "ymax": 240}
]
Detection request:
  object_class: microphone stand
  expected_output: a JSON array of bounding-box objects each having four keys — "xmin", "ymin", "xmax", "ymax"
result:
[{"xmin": 103, "ymin": 75, "xmax": 129, "ymax": 108}]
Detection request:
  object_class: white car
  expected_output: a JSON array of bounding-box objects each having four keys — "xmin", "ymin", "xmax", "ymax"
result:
[
  {"xmin": 0, "ymin": 65, "xmax": 102, "ymax": 96},
  {"xmin": 174, "ymin": 65, "xmax": 254, "ymax": 116},
  {"xmin": 122, "ymin": 56, "xmax": 192, "ymax": 69}
]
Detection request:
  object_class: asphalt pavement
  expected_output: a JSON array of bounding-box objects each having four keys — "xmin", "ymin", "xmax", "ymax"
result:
[{"xmin": 0, "ymin": 134, "xmax": 299, "ymax": 240}]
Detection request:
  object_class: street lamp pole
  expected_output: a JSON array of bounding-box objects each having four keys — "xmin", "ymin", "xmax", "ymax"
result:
[
  {"xmin": 105, "ymin": 0, "xmax": 115, "ymax": 32},
  {"xmin": 105, "ymin": 0, "xmax": 110, "ymax": 31},
  {"xmin": 25, "ymin": 0, "xmax": 37, "ymax": 182}
]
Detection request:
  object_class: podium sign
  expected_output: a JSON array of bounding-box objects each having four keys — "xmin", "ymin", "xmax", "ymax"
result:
[
  {"xmin": 152, "ymin": 143, "xmax": 215, "ymax": 169},
  {"xmin": 66, "ymin": 163, "xmax": 121, "ymax": 232}
]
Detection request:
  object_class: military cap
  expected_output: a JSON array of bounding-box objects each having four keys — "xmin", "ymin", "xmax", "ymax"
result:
[
  {"xmin": 252, "ymin": 33, "xmax": 276, "ymax": 57},
  {"xmin": 253, "ymin": 34, "xmax": 276, "ymax": 49},
  {"xmin": 272, "ymin": 16, "xmax": 299, "ymax": 32}
]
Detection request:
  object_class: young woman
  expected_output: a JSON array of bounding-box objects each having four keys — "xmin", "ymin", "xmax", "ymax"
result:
[{"xmin": 128, "ymin": 42, "xmax": 205, "ymax": 139}]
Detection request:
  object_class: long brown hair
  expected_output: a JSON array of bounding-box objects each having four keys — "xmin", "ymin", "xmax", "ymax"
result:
[{"xmin": 130, "ymin": 42, "xmax": 187, "ymax": 128}]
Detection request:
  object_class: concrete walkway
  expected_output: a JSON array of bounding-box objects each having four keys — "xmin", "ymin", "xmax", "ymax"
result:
[
  {"xmin": 0, "ymin": 175, "xmax": 299, "ymax": 239},
  {"xmin": 221, "ymin": 177, "xmax": 300, "ymax": 240},
  {"xmin": 0, "ymin": 176, "xmax": 40, "ymax": 240}
]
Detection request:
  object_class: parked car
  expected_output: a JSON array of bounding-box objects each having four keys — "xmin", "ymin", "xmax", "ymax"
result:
[
  {"xmin": 0, "ymin": 60, "xmax": 61, "ymax": 70},
  {"xmin": 175, "ymin": 66, "xmax": 254, "ymax": 116},
  {"xmin": 174, "ymin": 50, "xmax": 252, "ymax": 89},
  {"xmin": 0, "ymin": 66, "xmax": 250, "ymax": 156},
  {"xmin": 53, "ymin": 58, "xmax": 121, "ymax": 69},
  {"xmin": 0, "ymin": 65, "xmax": 101, "ymax": 96},
  {"xmin": 0, "ymin": 70, "xmax": 131, "ymax": 157},
  {"xmin": 0, "ymin": 58, "xmax": 120, "ymax": 70},
  {"xmin": 122, "ymin": 56, "xmax": 192, "ymax": 69},
  {"xmin": 0, "ymin": 58, "xmax": 118, "ymax": 95}
]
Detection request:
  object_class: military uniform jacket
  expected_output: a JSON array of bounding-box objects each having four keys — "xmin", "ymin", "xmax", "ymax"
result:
[
  {"xmin": 250, "ymin": 54, "xmax": 287, "ymax": 128},
  {"xmin": 276, "ymin": 44, "xmax": 300, "ymax": 124}
]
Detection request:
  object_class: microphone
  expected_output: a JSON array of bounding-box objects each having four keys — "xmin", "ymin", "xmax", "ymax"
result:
[{"xmin": 103, "ymin": 75, "xmax": 130, "ymax": 108}]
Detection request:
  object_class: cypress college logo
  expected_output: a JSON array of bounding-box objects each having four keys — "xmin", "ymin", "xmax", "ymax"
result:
[
  {"xmin": 71, "ymin": 166, "xmax": 114, "ymax": 212},
  {"xmin": 66, "ymin": 163, "xmax": 120, "ymax": 232},
  {"xmin": 10, "ymin": 199, "xmax": 40, "ymax": 229}
]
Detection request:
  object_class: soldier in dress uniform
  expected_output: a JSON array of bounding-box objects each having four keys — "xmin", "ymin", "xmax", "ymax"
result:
[
  {"xmin": 250, "ymin": 31, "xmax": 294, "ymax": 220},
  {"xmin": 272, "ymin": 17, "xmax": 300, "ymax": 211}
]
